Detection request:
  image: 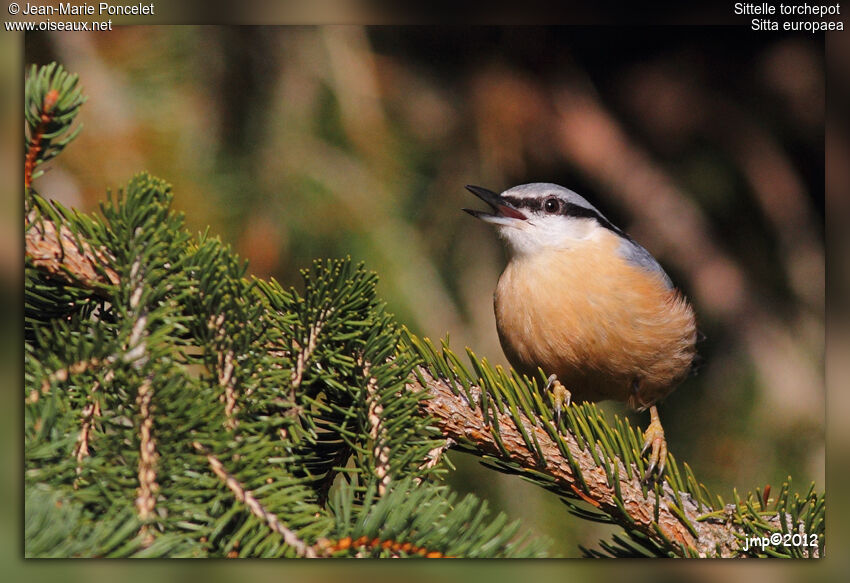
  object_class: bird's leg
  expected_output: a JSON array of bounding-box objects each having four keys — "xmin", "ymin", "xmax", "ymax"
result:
[
  {"xmin": 545, "ymin": 374, "xmax": 571, "ymax": 426},
  {"xmin": 641, "ymin": 405, "xmax": 667, "ymax": 481}
]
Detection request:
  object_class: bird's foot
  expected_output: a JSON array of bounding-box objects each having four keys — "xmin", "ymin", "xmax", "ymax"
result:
[
  {"xmin": 640, "ymin": 405, "xmax": 667, "ymax": 482},
  {"xmin": 545, "ymin": 374, "xmax": 571, "ymax": 426}
]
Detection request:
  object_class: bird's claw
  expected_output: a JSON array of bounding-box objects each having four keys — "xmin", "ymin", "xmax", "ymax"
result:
[
  {"xmin": 640, "ymin": 414, "xmax": 667, "ymax": 482},
  {"xmin": 546, "ymin": 374, "xmax": 571, "ymax": 426}
]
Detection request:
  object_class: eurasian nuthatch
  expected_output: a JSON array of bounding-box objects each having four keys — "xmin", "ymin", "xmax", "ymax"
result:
[{"xmin": 464, "ymin": 183, "xmax": 698, "ymax": 478}]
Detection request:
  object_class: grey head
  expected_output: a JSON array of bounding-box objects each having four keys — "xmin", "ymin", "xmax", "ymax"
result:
[{"xmin": 464, "ymin": 182, "xmax": 673, "ymax": 288}]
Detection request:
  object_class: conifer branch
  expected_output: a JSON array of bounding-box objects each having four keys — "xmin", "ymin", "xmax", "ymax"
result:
[
  {"xmin": 28, "ymin": 356, "xmax": 113, "ymax": 404},
  {"xmin": 73, "ymin": 375, "xmax": 106, "ymax": 486},
  {"xmin": 24, "ymin": 63, "xmax": 86, "ymax": 193},
  {"xmin": 409, "ymin": 364, "xmax": 819, "ymax": 558},
  {"xmin": 192, "ymin": 442, "xmax": 317, "ymax": 558},
  {"xmin": 290, "ymin": 317, "xmax": 325, "ymax": 401},
  {"xmin": 413, "ymin": 366, "xmax": 694, "ymax": 552},
  {"xmin": 25, "ymin": 210, "xmax": 119, "ymax": 292},
  {"xmin": 24, "ymin": 212, "xmax": 824, "ymax": 558},
  {"xmin": 25, "ymin": 88, "xmax": 59, "ymax": 189},
  {"xmin": 363, "ymin": 360, "xmax": 391, "ymax": 496},
  {"xmin": 74, "ymin": 385, "xmax": 99, "ymax": 464},
  {"xmin": 24, "ymin": 62, "xmax": 552, "ymax": 559},
  {"xmin": 208, "ymin": 311, "xmax": 243, "ymax": 430},
  {"xmin": 220, "ymin": 348, "xmax": 238, "ymax": 429},
  {"xmin": 135, "ymin": 377, "xmax": 158, "ymax": 522},
  {"xmin": 24, "ymin": 216, "xmax": 823, "ymax": 558}
]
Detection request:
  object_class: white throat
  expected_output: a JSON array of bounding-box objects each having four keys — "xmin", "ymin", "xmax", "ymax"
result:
[{"xmin": 497, "ymin": 217, "xmax": 605, "ymax": 258}]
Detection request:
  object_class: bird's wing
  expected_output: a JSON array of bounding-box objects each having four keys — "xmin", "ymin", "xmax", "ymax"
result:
[{"xmin": 617, "ymin": 239, "xmax": 674, "ymax": 289}]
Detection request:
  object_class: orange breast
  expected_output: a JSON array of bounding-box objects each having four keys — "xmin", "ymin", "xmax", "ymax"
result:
[{"xmin": 494, "ymin": 234, "xmax": 696, "ymax": 408}]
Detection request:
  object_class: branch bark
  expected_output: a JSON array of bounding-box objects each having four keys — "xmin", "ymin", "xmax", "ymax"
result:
[
  {"xmin": 410, "ymin": 366, "xmax": 801, "ymax": 558},
  {"xmin": 26, "ymin": 211, "xmax": 118, "ymax": 291}
]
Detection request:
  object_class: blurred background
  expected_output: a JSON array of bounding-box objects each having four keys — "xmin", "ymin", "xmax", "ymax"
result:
[{"xmin": 22, "ymin": 27, "xmax": 825, "ymax": 558}]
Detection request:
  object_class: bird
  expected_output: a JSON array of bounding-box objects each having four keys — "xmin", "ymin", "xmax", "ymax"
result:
[{"xmin": 463, "ymin": 183, "xmax": 698, "ymax": 479}]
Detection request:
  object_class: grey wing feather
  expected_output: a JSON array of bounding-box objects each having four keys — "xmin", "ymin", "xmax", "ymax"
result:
[{"xmin": 618, "ymin": 239, "xmax": 673, "ymax": 289}]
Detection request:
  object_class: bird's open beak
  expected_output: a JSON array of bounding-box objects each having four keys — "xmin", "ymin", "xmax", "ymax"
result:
[{"xmin": 462, "ymin": 185, "xmax": 527, "ymax": 225}]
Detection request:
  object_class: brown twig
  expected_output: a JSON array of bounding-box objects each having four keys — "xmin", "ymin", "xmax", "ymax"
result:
[
  {"xmin": 363, "ymin": 360, "xmax": 391, "ymax": 496},
  {"xmin": 135, "ymin": 378, "xmax": 159, "ymax": 523},
  {"xmin": 220, "ymin": 348, "xmax": 238, "ymax": 429},
  {"xmin": 74, "ymin": 383, "xmax": 100, "ymax": 469},
  {"xmin": 73, "ymin": 373, "xmax": 111, "ymax": 487},
  {"xmin": 417, "ymin": 438, "xmax": 454, "ymax": 476},
  {"xmin": 290, "ymin": 318, "xmax": 325, "ymax": 401},
  {"xmin": 25, "ymin": 211, "xmax": 119, "ymax": 292},
  {"xmin": 410, "ymin": 366, "xmax": 796, "ymax": 558},
  {"xmin": 315, "ymin": 535, "xmax": 447, "ymax": 558},
  {"xmin": 25, "ymin": 89, "xmax": 59, "ymax": 188},
  {"xmin": 192, "ymin": 441, "xmax": 316, "ymax": 558},
  {"xmin": 207, "ymin": 313, "xmax": 240, "ymax": 430}
]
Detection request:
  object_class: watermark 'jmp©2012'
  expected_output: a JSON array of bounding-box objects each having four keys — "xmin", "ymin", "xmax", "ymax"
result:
[{"xmin": 741, "ymin": 532, "xmax": 820, "ymax": 553}]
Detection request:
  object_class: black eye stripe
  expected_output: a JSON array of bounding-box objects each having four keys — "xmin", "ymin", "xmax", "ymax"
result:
[
  {"xmin": 564, "ymin": 203, "xmax": 627, "ymax": 236},
  {"xmin": 500, "ymin": 195, "xmax": 626, "ymax": 237},
  {"xmin": 501, "ymin": 196, "xmax": 542, "ymax": 212},
  {"xmin": 564, "ymin": 203, "xmax": 626, "ymax": 236},
  {"xmin": 561, "ymin": 203, "xmax": 598, "ymax": 220}
]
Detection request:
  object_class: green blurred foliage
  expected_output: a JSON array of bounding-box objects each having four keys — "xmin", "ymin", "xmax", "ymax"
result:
[{"xmin": 21, "ymin": 26, "xmax": 824, "ymax": 558}]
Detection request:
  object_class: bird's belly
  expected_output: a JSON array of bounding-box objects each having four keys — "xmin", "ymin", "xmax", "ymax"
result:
[{"xmin": 494, "ymin": 246, "xmax": 696, "ymax": 407}]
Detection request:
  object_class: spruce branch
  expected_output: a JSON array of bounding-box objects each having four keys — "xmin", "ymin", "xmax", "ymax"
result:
[
  {"xmin": 414, "ymin": 364, "xmax": 701, "ymax": 552},
  {"xmin": 220, "ymin": 347, "xmax": 239, "ymax": 428},
  {"xmin": 192, "ymin": 442, "xmax": 317, "ymax": 558},
  {"xmin": 135, "ymin": 377, "xmax": 158, "ymax": 523},
  {"xmin": 72, "ymin": 374, "xmax": 106, "ymax": 485},
  {"xmin": 405, "ymin": 338, "xmax": 823, "ymax": 558},
  {"xmin": 25, "ymin": 210, "xmax": 823, "ymax": 557},
  {"xmin": 25, "ymin": 209, "xmax": 119, "ymax": 293},
  {"xmin": 25, "ymin": 202, "xmax": 544, "ymax": 557},
  {"xmin": 316, "ymin": 478, "xmax": 547, "ymax": 558},
  {"xmin": 26, "ymin": 485, "xmax": 196, "ymax": 558},
  {"xmin": 291, "ymin": 320, "xmax": 324, "ymax": 393},
  {"xmin": 25, "ymin": 63, "xmax": 86, "ymax": 191},
  {"xmin": 363, "ymin": 360, "xmax": 391, "ymax": 496}
]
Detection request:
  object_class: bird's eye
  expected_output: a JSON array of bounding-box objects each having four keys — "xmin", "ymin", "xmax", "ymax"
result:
[{"xmin": 544, "ymin": 197, "xmax": 560, "ymax": 214}]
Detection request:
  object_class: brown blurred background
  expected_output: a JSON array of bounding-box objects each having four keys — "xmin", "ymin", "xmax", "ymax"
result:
[{"xmin": 22, "ymin": 26, "xmax": 825, "ymax": 557}]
